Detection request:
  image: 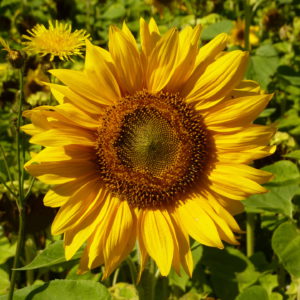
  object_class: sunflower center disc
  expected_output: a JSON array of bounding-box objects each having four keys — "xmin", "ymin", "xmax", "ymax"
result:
[
  {"xmin": 116, "ymin": 107, "xmax": 179, "ymax": 177},
  {"xmin": 96, "ymin": 91, "xmax": 210, "ymax": 209}
]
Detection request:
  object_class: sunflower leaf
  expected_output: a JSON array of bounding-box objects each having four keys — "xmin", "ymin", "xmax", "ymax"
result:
[
  {"xmin": 0, "ymin": 280, "xmax": 111, "ymax": 300},
  {"xmin": 236, "ymin": 286, "xmax": 269, "ymax": 300},
  {"xmin": 15, "ymin": 240, "xmax": 83, "ymax": 270},
  {"xmin": 272, "ymin": 221, "xmax": 300, "ymax": 279}
]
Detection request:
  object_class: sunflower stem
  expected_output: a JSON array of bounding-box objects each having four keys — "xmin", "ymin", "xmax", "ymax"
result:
[
  {"xmin": 0, "ymin": 143, "xmax": 16, "ymax": 191},
  {"xmin": 246, "ymin": 213, "xmax": 255, "ymax": 257},
  {"xmin": 126, "ymin": 257, "xmax": 137, "ymax": 285},
  {"xmin": 244, "ymin": 0, "xmax": 256, "ymax": 259},
  {"xmin": 8, "ymin": 67, "xmax": 26, "ymax": 300},
  {"xmin": 137, "ymin": 258, "xmax": 157, "ymax": 300},
  {"xmin": 244, "ymin": 0, "xmax": 251, "ymax": 51}
]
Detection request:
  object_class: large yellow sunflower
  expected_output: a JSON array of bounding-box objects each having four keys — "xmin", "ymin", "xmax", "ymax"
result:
[{"xmin": 22, "ymin": 18, "xmax": 275, "ymax": 279}]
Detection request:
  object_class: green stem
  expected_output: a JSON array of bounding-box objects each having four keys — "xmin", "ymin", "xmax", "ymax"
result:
[
  {"xmin": 244, "ymin": 0, "xmax": 251, "ymax": 51},
  {"xmin": 0, "ymin": 143, "xmax": 16, "ymax": 190},
  {"xmin": 23, "ymin": 177, "xmax": 35, "ymax": 203},
  {"xmin": 126, "ymin": 257, "xmax": 137, "ymax": 285},
  {"xmin": 8, "ymin": 67, "xmax": 26, "ymax": 300},
  {"xmin": 112, "ymin": 268, "xmax": 119, "ymax": 286},
  {"xmin": 244, "ymin": 0, "xmax": 255, "ymax": 259},
  {"xmin": 25, "ymin": 236, "xmax": 36, "ymax": 285},
  {"xmin": 137, "ymin": 258, "xmax": 157, "ymax": 300},
  {"xmin": 246, "ymin": 213, "xmax": 255, "ymax": 257}
]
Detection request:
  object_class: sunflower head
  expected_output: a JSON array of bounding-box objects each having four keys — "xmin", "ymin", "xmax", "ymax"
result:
[
  {"xmin": 262, "ymin": 8, "xmax": 283, "ymax": 32},
  {"xmin": 22, "ymin": 19, "xmax": 275, "ymax": 279},
  {"xmin": 230, "ymin": 19, "xmax": 259, "ymax": 48},
  {"xmin": 22, "ymin": 20, "xmax": 90, "ymax": 61}
]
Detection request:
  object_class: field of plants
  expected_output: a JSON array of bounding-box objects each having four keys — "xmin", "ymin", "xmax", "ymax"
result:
[{"xmin": 0, "ymin": 0, "xmax": 300, "ymax": 299}]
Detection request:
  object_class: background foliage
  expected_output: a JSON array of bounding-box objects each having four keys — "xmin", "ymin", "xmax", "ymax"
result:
[{"xmin": 0, "ymin": 0, "xmax": 300, "ymax": 299}]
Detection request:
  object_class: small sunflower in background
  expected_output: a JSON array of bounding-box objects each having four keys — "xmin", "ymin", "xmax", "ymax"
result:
[
  {"xmin": 230, "ymin": 19, "xmax": 259, "ymax": 48},
  {"xmin": 22, "ymin": 20, "xmax": 90, "ymax": 61},
  {"xmin": 262, "ymin": 8, "xmax": 284, "ymax": 32},
  {"xmin": 22, "ymin": 19, "xmax": 275, "ymax": 279}
]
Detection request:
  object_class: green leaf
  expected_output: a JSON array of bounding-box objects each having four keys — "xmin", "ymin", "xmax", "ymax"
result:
[
  {"xmin": 202, "ymin": 247, "xmax": 259, "ymax": 300},
  {"xmin": 272, "ymin": 222, "xmax": 300, "ymax": 278},
  {"xmin": 0, "ymin": 268, "xmax": 9, "ymax": 295},
  {"xmin": 278, "ymin": 65, "xmax": 300, "ymax": 86},
  {"xmin": 0, "ymin": 235, "xmax": 16, "ymax": 264},
  {"xmin": 0, "ymin": 284, "xmax": 43, "ymax": 300},
  {"xmin": 109, "ymin": 282, "xmax": 138, "ymax": 300},
  {"xmin": 0, "ymin": 280, "xmax": 111, "ymax": 300},
  {"xmin": 246, "ymin": 45, "xmax": 279, "ymax": 89},
  {"xmin": 243, "ymin": 184, "xmax": 298, "ymax": 217},
  {"xmin": 201, "ymin": 20, "xmax": 233, "ymax": 40},
  {"xmin": 101, "ymin": 4, "xmax": 126, "ymax": 19},
  {"xmin": 236, "ymin": 286, "xmax": 269, "ymax": 300},
  {"xmin": 262, "ymin": 160, "xmax": 300, "ymax": 186},
  {"xmin": 169, "ymin": 268, "xmax": 189, "ymax": 291},
  {"xmin": 243, "ymin": 161, "xmax": 300, "ymax": 216},
  {"xmin": 270, "ymin": 292, "xmax": 283, "ymax": 300},
  {"xmin": 258, "ymin": 273, "xmax": 278, "ymax": 295},
  {"xmin": 16, "ymin": 241, "xmax": 82, "ymax": 270},
  {"xmin": 259, "ymin": 108, "xmax": 276, "ymax": 118},
  {"xmin": 284, "ymin": 150, "xmax": 300, "ymax": 159}
]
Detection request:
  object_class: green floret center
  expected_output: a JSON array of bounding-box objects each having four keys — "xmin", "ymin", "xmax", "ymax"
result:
[{"xmin": 115, "ymin": 107, "xmax": 179, "ymax": 177}]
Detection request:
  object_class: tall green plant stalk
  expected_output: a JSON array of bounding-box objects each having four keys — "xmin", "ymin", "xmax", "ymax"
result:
[
  {"xmin": 8, "ymin": 67, "xmax": 26, "ymax": 300},
  {"xmin": 137, "ymin": 259, "xmax": 157, "ymax": 300},
  {"xmin": 244, "ymin": 0, "xmax": 255, "ymax": 258}
]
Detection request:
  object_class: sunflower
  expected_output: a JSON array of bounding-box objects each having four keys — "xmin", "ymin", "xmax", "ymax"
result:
[
  {"xmin": 22, "ymin": 18, "xmax": 275, "ymax": 279},
  {"xmin": 231, "ymin": 19, "xmax": 259, "ymax": 48},
  {"xmin": 22, "ymin": 20, "xmax": 90, "ymax": 61}
]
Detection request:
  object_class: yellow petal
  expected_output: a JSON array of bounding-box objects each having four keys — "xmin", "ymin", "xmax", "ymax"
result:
[
  {"xmin": 137, "ymin": 211, "xmax": 149, "ymax": 282},
  {"xmin": 165, "ymin": 25, "xmax": 202, "ymax": 91},
  {"xmin": 64, "ymin": 191, "xmax": 113, "ymax": 261},
  {"xmin": 170, "ymin": 211, "xmax": 193, "ymax": 277},
  {"xmin": 214, "ymin": 125, "xmax": 276, "ymax": 151},
  {"xmin": 204, "ymin": 94, "xmax": 273, "ymax": 126},
  {"xmin": 32, "ymin": 104, "xmax": 99, "ymax": 129},
  {"xmin": 146, "ymin": 28, "xmax": 179, "ymax": 93},
  {"xmin": 218, "ymin": 145, "xmax": 276, "ymax": 164},
  {"xmin": 43, "ymin": 172, "xmax": 97, "ymax": 207},
  {"xmin": 85, "ymin": 40, "xmax": 121, "ymax": 103},
  {"xmin": 209, "ymin": 163, "xmax": 272, "ymax": 200},
  {"xmin": 195, "ymin": 33, "xmax": 229, "ymax": 68},
  {"xmin": 140, "ymin": 18, "xmax": 160, "ymax": 57},
  {"xmin": 46, "ymin": 83, "xmax": 105, "ymax": 114},
  {"xmin": 24, "ymin": 147, "xmax": 96, "ymax": 184},
  {"xmin": 231, "ymin": 80, "xmax": 262, "ymax": 97},
  {"xmin": 49, "ymin": 69, "xmax": 113, "ymax": 106},
  {"xmin": 140, "ymin": 209, "xmax": 174, "ymax": 276},
  {"xmin": 181, "ymin": 33, "xmax": 229, "ymax": 96},
  {"xmin": 109, "ymin": 26, "xmax": 143, "ymax": 94},
  {"xmin": 177, "ymin": 199, "xmax": 223, "ymax": 248},
  {"xmin": 51, "ymin": 180, "xmax": 105, "ymax": 235},
  {"xmin": 86, "ymin": 195, "xmax": 120, "ymax": 269},
  {"xmin": 103, "ymin": 201, "xmax": 137, "ymax": 278},
  {"xmin": 184, "ymin": 51, "xmax": 249, "ymax": 108},
  {"xmin": 29, "ymin": 127, "xmax": 96, "ymax": 147}
]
